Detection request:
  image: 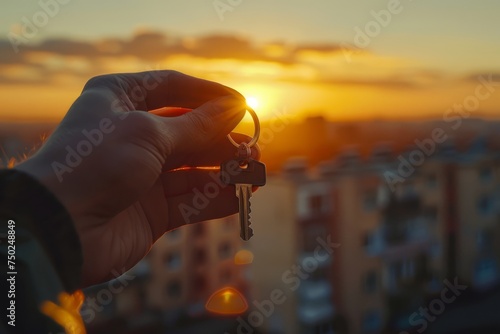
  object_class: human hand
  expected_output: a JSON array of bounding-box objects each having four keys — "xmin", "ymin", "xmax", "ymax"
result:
[{"xmin": 15, "ymin": 70, "xmax": 259, "ymax": 286}]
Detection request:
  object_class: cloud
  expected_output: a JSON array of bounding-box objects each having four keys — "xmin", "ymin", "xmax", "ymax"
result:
[
  {"xmin": 292, "ymin": 43, "xmax": 343, "ymax": 54},
  {"xmin": 0, "ymin": 40, "xmax": 28, "ymax": 64},
  {"xmin": 464, "ymin": 72, "xmax": 500, "ymax": 83},
  {"xmin": 0, "ymin": 30, "xmax": 445, "ymax": 88},
  {"xmin": 34, "ymin": 39, "xmax": 99, "ymax": 57}
]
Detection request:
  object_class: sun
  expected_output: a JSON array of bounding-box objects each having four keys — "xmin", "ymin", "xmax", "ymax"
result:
[
  {"xmin": 237, "ymin": 83, "xmax": 284, "ymax": 120},
  {"xmin": 246, "ymin": 96, "xmax": 260, "ymax": 109}
]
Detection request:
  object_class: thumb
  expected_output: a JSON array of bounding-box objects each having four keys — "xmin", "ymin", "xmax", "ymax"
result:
[{"xmin": 162, "ymin": 95, "xmax": 246, "ymax": 154}]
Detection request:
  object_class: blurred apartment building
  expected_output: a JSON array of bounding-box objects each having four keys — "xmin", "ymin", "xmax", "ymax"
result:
[
  {"xmin": 83, "ymin": 216, "xmax": 248, "ymax": 333},
  {"xmin": 147, "ymin": 218, "xmax": 246, "ymax": 315},
  {"xmin": 250, "ymin": 140, "xmax": 500, "ymax": 334}
]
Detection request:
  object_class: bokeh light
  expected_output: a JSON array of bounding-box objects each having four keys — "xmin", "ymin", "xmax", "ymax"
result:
[
  {"xmin": 205, "ymin": 287, "xmax": 248, "ymax": 315},
  {"xmin": 234, "ymin": 249, "xmax": 254, "ymax": 265}
]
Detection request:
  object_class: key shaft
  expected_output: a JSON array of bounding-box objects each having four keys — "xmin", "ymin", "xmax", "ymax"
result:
[
  {"xmin": 221, "ymin": 158, "xmax": 266, "ymax": 242},
  {"xmin": 236, "ymin": 184, "xmax": 253, "ymax": 241}
]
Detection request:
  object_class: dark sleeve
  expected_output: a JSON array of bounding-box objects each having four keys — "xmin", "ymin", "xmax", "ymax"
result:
[{"xmin": 0, "ymin": 169, "xmax": 83, "ymax": 334}]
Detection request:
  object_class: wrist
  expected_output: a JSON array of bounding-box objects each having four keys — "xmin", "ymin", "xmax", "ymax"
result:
[
  {"xmin": 1, "ymin": 167, "xmax": 84, "ymax": 290},
  {"xmin": 14, "ymin": 154, "xmax": 80, "ymax": 223}
]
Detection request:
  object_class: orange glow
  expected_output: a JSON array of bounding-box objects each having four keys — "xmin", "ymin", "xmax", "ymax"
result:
[
  {"xmin": 7, "ymin": 157, "xmax": 16, "ymax": 168},
  {"xmin": 246, "ymin": 96, "xmax": 259, "ymax": 109},
  {"xmin": 40, "ymin": 290, "xmax": 86, "ymax": 334},
  {"xmin": 205, "ymin": 287, "xmax": 248, "ymax": 315},
  {"xmin": 165, "ymin": 166, "xmax": 220, "ymax": 173},
  {"xmin": 234, "ymin": 249, "xmax": 254, "ymax": 265},
  {"xmin": 237, "ymin": 84, "xmax": 284, "ymax": 121},
  {"xmin": 150, "ymin": 106, "xmax": 193, "ymax": 117}
]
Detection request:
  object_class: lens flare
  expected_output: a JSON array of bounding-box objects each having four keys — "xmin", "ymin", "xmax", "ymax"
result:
[
  {"xmin": 234, "ymin": 249, "xmax": 254, "ymax": 265},
  {"xmin": 205, "ymin": 287, "xmax": 248, "ymax": 315},
  {"xmin": 246, "ymin": 96, "xmax": 259, "ymax": 109}
]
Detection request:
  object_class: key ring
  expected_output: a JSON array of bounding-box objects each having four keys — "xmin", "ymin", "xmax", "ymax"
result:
[{"xmin": 227, "ymin": 106, "xmax": 260, "ymax": 148}]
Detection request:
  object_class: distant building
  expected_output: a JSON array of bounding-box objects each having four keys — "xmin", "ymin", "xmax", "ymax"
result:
[
  {"xmin": 250, "ymin": 158, "xmax": 337, "ymax": 334},
  {"xmin": 83, "ymin": 216, "xmax": 246, "ymax": 333},
  {"xmin": 249, "ymin": 141, "xmax": 500, "ymax": 334},
  {"xmin": 146, "ymin": 217, "xmax": 246, "ymax": 316}
]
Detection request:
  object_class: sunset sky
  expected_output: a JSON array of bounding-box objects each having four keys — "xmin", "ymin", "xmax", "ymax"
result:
[{"xmin": 1, "ymin": 0, "xmax": 499, "ymax": 122}]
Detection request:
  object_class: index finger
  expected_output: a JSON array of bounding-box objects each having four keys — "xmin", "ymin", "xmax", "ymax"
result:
[{"xmin": 117, "ymin": 70, "xmax": 245, "ymax": 111}]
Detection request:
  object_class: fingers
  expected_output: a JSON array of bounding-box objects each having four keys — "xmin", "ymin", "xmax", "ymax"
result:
[
  {"xmin": 159, "ymin": 95, "xmax": 247, "ymax": 159},
  {"xmin": 142, "ymin": 169, "xmax": 240, "ymax": 239},
  {"xmin": 162, "ymin": 168, "xmax": 231, "ymax": 197},
  {"xmin": 116, "ymin": 70, "xmax": 245, "ymax": 111},
  {"xmin": 143, "ymin": 163, "xmax": 264, "ymax": 239},
  {"xmin": 81, "ymin": 71, "xmax": 253, "ymax": 167},
  {"xmin": 162, "ymin": 132, "xmax": 261, "ymax": 171},
  {"xmin": 167, "ymin": 188, "xmax": 238, "ymax": 229}
]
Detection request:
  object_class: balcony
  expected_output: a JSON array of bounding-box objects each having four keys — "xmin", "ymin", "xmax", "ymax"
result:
[
  {"xmin": 298, "ymin": 279, "xmax": 332, "ymax": 302},
  {"xmin": 298, "ymin": 252, "xmax": 332, "ymax": 269},
  {"xmin": 297, "ymin": 300, "xmax": 335, "ymax": 326},
  {"xmin": 365, "ymin": 217, "xmax": 433, "ymax": 260}
]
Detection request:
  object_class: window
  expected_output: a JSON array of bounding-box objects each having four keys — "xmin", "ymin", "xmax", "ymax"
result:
[
  {"xmin": 302, "ymin": 322, "xmax": 335, "ymax": 334},
  {"xmin": 364, "ymin": 270, "xmax": 377, "ymax": 294},
  {"xmin": 166, "ymin": 228, "xmax": 181, "ymax": 241},
  {"xmin": 423, "ymin": 206, "xmax": 438, "ymax": 223},
  {"xmin": 479, "ymin": 167, "xmax": 493, "ymax": 183},
  {"xmin": 309, "ymin": 266, "xmax": 329, "ymax": 281},
  {"xmin": 388, "ymin": 259, "xmax": 415, "ymax": 290},
  {"xmin": 477, "ymin": 229, "xmax": 493, "ymax": 253},
  {"xmin": 191, "ymin": 275, "xmax": 207, "ymax": 295},
  {"xmin": 164, "ymin": 252, "xmax": 181, "ymax": 270},
  {"xmin": 297, "ymin": 187, "xmax": 331, "ymax": 218},
  {"xmin": 362, "ymin": 233, "xmax": 373, "ymax": 248},
  {"xmin": 222, "ymin": 219, "xmax": 234, "ymax": 231},
  {"xmin": 193, "ymin": 247, "xmax": 207, "ymax": 265},
  {"xmin": 303, "ymin": 225, "xmax": 328, "ymax": 252},
  {"xmin": 309, "ymin": 195, "xmax": 324, "ymax": 215},
  {"xmin": 474, "ymin": 258, "xmax": 499, "ymax": 287},
  {"xmin": 362, "ymin": 310, "xmax": 382, "ymax": 332},
  {"xmin": 192, "ymin": 223, "xmax": 206, "ymax": 237},
  {"xmin": 363, "ymin": 190, "xmax": 377, "ymax": 211},
  {"xmin": 218, "ymin": 242, "xmax": 232, "ymax": 259},
  {"xmin": 477, "ymin": 195, "xmax": 494, "ymax": 216},
  {"xmin": 426, "ymin": 174, "xmax": 437, "ymax": 188},
  {"xmin": 166, "ymin": 280, "xmax": 182, "ymax": 299},
  {"xmin": 363, "ymin": 231, "xmax": 379, "ymax": 254},
  {"xmin": 402, "ymin": 259, "xmax": 415, "ymax": 278}
]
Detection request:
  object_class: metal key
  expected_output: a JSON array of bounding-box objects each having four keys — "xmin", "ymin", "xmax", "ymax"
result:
[
  {"xmin": 221, "ymin": 144, "xmax": 266, "ymax": 241},
  {"xmin": 236, "ymin": 184, "xmax": 253, "ymax": 240}
]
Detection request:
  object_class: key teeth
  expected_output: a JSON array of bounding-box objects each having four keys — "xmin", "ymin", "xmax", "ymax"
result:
[
  {"xmin": 248, "ymin": 196, "xmax": 253, "ymax": 237},
  {"xmin": 248, "ymin": 203, "xmax": 252, "ymax": 226}
]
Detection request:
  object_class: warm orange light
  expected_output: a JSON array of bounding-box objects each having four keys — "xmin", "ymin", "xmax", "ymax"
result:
[
  {"xmin": 237, "ymin": 85, "xmax": 283, "ymax": 121},
  {"xmin": 246, "ymin": 96, "xmax": 259, "ymax": 109},
  {"xmin": 166, "ymin": 166, "xmax": 220, "ymax": 172},
  {"xmin": 40, "ymin": 290, "xmax": 86, "ymax": 334},
  {"xmin": 149, "ymin": 106, "xmax": 192, "ymax": 117},
  {"xmin": 205, "ymin": 287, "xmax": 248, "ymax": 315},
  {"xmin": 234, "ymin": 249, "xmax": 254, "ymax": 265}
]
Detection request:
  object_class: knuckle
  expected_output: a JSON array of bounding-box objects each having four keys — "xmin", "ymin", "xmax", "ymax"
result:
[
  {"xmin": 122, "ymin": 111, "xmax": 159, "ymax": 133},
  {"xmin": 120, "ymin": 112, "xmax": 176, "ymax": 155},
  {"xmin": 84, "ymin": 74, "xmax": 118, "ymax": 90}
]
